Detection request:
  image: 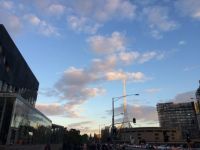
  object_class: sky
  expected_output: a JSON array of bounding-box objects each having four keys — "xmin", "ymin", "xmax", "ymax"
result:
[{"xmin": 0, "ymin": 0, "xmax": 200, "ymax": 134}]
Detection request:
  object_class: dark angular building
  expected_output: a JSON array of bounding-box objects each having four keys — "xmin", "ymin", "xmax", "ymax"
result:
[
  {"xmin": 0, "ymin": 24, "xmax": 52, "ymax": 145},
  {"xmin": 0, "ymin": 24, "xmax": 39, "ymax": 106},
  {"xmin": 157, "ymin": 102, "xmax": 199, "ymax": 139}
]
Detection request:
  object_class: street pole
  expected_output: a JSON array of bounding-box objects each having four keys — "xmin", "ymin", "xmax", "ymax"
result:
[
  {"xmin": 112, "ymin": 98, "xmax": 114, "ymax": 136},
  {"xmin": 111, "ymin": 94, "xmax": 139, "ymax": 138}
]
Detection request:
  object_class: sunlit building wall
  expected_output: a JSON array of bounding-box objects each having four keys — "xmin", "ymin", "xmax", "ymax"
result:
[{"xmin": 157, "ymin": 102, "xmax": 199, "ymax": 139}]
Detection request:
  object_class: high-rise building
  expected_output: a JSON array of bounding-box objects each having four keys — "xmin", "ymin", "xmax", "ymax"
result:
[
  {"xmin": 0, "ymin": 24, "xmax": 52, "ymax": 145},
  {"xmin": 0, "ymin": 24, "xmax": 38, "ymax": 106},
  {"xmin": 157, "ymin": 102, "xmax": 199, "ymax": 139}
]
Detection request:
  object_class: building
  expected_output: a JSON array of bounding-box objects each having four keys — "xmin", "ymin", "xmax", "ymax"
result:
[
  {"xmin": 101, "ymin": 126, "xmax": 110, "ymax": 143},
  {"xmin": 157, "ymin": 102, "xmax": 199, "ymax": 139},
  {"xmin": 0, "ymin": 24, "xmax": 38, "ymax": 106},
  {"xmin": 119, "ymin": 127, "xmax": 182, "ymax": 144},
  {"xmin": 195, "ymin": 81, "xmax": 200, "ymax": 132},
  {"xmin": 0, "ymin": 24, "xmax": 52, "ymax": 145},
  {"xmin": 0, "ymin": 93, "xmax": 52, "ymax": 145}
]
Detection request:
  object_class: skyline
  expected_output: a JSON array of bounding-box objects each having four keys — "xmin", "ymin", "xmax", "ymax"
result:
[{"xmin": 1, "ymin": 0, "xmax": 200, "ymax": 134}]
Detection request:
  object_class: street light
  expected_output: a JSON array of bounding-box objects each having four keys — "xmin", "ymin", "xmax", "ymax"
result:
[{"xmin": 111, "ymin": 93, "xmax": 139, "ymax": 137}]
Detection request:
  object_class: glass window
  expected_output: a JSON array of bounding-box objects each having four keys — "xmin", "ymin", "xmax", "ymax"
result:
[{"xmin": 9, "ymin": 97, "xmax": 52, "ymax": 145}]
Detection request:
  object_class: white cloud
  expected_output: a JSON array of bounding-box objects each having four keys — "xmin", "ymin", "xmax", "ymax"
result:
[
  {"xmin": 139, "ymin": 51, "xmax": 162, "ymax": 64},
  {"xmin": 90, "ymin": 55, "xmax": 117, "ymax": 72},
  {"xmin": 70, "ymin": 0, "xmax": 136, "ymax": 22},
  {"xmin": 94, "ymin": 0, "xmax": 136, "ymax": 21},
  {"xmin": 150, "ymin": 30, "xmax": 163, "ymax": 39},
  {"xmin": 176, "ymin": 0, "xmax": 200, "ymax": 20},
  {"xmin": 48, "ymin": 4, "xmax": 65, "ymax": 15},
  {"xmin": 106, "ymin": 71, "xmax": 146, "ymax": 82},
  {"xmin": 42, "ymin": 54, "xmax": 148, "ymax": 118},
  {"xmin": 24, "ymin": 14, "xmax": 59, "ymax": 36},
  {"xmin": 0, "ymin": 12, "xmax": 22, "ymax": 34},
  {"xmin": 24, "ymin": 14, "xmax": 40, "ymax": 26},
  {"xmin": 88, "ymin": 32, "xmax": 126, "ymax": 54},
  {"xmin": 143, "ymin": 6, "xmax": 177, "ymax": 32},
  {"xmin": 178, "ymin": 40, "xmax": 186, "ymax": 45},
  {"xmin": 0, "ymin": 0, "xmax": 14, "ymax": 10},
  {"xmin": 117, "ymin": 51, "xmax": 165, "ymax": 64},
  {"xmin": 118, "ymin": 51, "xmax": 140, "ymax": 64},
  {"xmin": 67, "ymin": 15, "xmax": 101, "ymax": 34},
  {"xmin": 36, "ymin": 102, "xmax": 81, "ymax": 118},
  {"xmin": 142, "ymin": 6, "xmax": 177, "ymax": 39},
  {"xmin": 66, "ymin": 0, "xmax": 136, "ymax": 33},
  {"xmin": 36, "ymin": 103, "xmax": 66, "ymax": 116}
]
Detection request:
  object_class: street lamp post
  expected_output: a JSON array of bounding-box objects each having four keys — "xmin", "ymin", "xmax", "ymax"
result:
[{"xmin": 111, "ymin": 93, "xmax": 139, "ymax": 137}]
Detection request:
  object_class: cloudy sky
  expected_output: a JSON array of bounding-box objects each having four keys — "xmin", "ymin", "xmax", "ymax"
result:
[{"xmin": 1, "ymin": 0, "xmax": 200, "ymax": 134}]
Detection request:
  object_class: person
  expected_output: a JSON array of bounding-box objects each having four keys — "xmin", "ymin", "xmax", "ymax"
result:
[{"xmin": 44, "ymin": 143, "xmax": 51, "ymax": 150}]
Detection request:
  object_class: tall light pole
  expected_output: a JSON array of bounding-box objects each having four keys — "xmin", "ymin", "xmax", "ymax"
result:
[{"xmin": 111, "ymin": 93, "xmax": 139, "ymax": 136}]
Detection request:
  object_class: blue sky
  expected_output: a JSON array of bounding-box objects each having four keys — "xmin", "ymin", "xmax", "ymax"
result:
[{"xmin": 1, "ymin": 0, "xmax": 200, "ymax": 134}]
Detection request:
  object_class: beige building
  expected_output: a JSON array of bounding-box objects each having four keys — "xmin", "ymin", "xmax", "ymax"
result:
[{"xmin": 119, "ymin": 127, "xmax": 182, "ymax": 144}]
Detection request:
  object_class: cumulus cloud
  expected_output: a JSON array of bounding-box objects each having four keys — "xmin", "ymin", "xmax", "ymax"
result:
[
  {"xmin": 118, "ymin": 51, "xmax": 140, "ymax": 64},
  {"xmin": 176, "ymin": 0, "xmax": 200, "ymax": 20},
  {"xmin": 143, "ymin": 6, "xmax": 177, "ymax": 32},
  {"xmin": 24, "ymin": 14, "xmax": 59, "ymax": 36},
  {"xmin": 142, "ymin": 6, "xmax": 177, "ymax": 39},
  {"xmin": 65, "ymin": 0, "xmax": 136, "ymax": 33},
  {"xmin": 94, "ymin": 0, "xmax": 136, "ymax": 21},
  {"xmin": 88, "ymin": 32, "xmax": 126, "ymax": 54},
  {"xmin": 67, "ymin": 15, "xmax": 101, "ymax": 34},
  {"xmin": 70, "ymin": 0, "xmax": 136, "ymax": 22},
  {"xmin": 48, "ymin": 4, "xmax": 65, "ymax": 15},
  {"xmin": 36, "ymin": 103, "xmax": 67, "ymax": 116},
  {"xmin": 106, "ymin": 71, "xmax": 146, "ymax": 82},
  {"xmin": 41, "ymin": 32, "xmax": 165, "ymax": 118},
  {"xmin": 0, "ymin": 0, "xmax": 14, "ymax": 10},
  {"xmin": 88, "ymin": 32, "xmax": 165, "ymax": 63},
  {"xmin": 36, "ymin": 102, "xmax": 81, "ymax": 118},
  {"xmin": 0, "ymin": 12, "xmax": 22, "ymax": 34},
  {"xmin": 150, "ymin": 30, "xmax": 163, "ymax": 39},
  {"xmin": 42, "ymin": 55, "xmax": 148, "ymax": 117},
  {"xmin": 138, "ymin": 51, "xmax": 164, "ymax": 64}
]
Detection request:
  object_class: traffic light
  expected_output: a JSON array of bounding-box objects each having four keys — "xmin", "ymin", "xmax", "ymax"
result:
[{"xmin": 133, "ymin": 118, "xmax": 136, "ymax": 123}]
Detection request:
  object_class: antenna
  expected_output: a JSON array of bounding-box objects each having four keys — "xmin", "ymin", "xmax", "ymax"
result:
[
  {"xmin": 121, "ymin": 78, "xmax": 132, "ymax": 128},
  {"xmin": 123, "ymin": 79, "xmax": 127, "ymax": 116}
]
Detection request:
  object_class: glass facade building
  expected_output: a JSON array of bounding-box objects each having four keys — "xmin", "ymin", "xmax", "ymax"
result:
[
  {"xmin": 0, "ymin": 93, "xmax": 52, "ymax": 145},
  {"xmin": 157, "ymin": 102, "xmax": 199, "ymax": 139},
  {"xmin": 0, "ymin": 24, "xmax": 39, "ymax": 106},
  {"xmin": 0, "ymin": 24, "xmax": 53, "ymax": 146}
]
